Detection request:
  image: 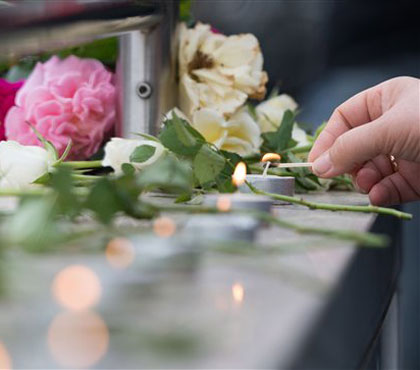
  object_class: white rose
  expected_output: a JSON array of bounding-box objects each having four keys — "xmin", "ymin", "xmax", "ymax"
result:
[
  {"xmin": 192, "ymin": 107, "xmax": 261, "ymax": 157},
  {"xmin": 179, "ymin": 74, "xmax": 247, "ymax": 119},
  {"xmin": 178, "ymin": 22, "xmax": 268, "ymax": 120},
  {"xmin": 256, "ymin": 94, "xmax": 309, "ymax": 147},
  {"xmin": 0, "ymin": 141, "xmax": 54, "ymax": 190},
  {"xmin": 102, "ymin": 138, "xmax": 165, "ymax": 175}
]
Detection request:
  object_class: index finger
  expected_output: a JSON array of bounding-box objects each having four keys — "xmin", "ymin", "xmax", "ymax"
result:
[{"xmin": 308, "ymin": 83, "xmax": 384, "ymax": 162}]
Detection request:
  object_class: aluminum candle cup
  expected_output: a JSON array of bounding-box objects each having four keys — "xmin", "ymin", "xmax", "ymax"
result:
[
  {"xmin": 203, "ymin": 193, "xmax": 273, "ymax": 213},
  {"xmin": 240, "ymin": 175, "xmax": 295, "ymax": 204}
]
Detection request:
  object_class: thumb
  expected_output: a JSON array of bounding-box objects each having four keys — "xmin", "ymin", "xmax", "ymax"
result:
[{"xmin": 312, "ymin": 114, "xmax": 392, "ymax": 178}]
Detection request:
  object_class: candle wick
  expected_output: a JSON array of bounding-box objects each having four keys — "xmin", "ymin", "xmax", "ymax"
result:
[{"xmin": 262, "ymin": 161, "xmax": 270, "ymax": 178}]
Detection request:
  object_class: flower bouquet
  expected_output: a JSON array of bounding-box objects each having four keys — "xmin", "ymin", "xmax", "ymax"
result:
[{"xmin": 0, "ymin": 16, "xmax": 412, "ymax": 252}]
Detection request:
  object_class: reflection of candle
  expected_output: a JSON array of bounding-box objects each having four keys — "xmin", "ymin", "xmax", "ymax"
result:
[{"xmin": 184, "ymin": 213, "xmax": 259, "ymax": 242}]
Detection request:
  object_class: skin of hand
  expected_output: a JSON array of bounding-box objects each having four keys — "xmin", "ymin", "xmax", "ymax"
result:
[{"xmin": 308, "ymin": 76, "xmax": 420, "ymax": 206}]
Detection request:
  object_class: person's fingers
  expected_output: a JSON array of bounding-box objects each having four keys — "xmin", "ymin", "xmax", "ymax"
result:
[
  {"xmin": 308, "ymin": 84, "xmax": 383, "ymax": 162},
  {"xmin": 369, "ymin": 171, "xmax": 420, "ymax": 206},
  {"xmin": 311, "ymin": 112, "xmax": 392, "ymax": 177},
  {"xmin": 355, "ymin": 155, "xmax": 394, "ymax": 193}
]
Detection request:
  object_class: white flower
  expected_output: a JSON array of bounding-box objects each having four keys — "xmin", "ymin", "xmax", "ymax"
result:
[
  {"xmin": 0, "ymin": 141, "xmax": 54, "ymax": 190},
  {"xmin": 191, "ymin": 107, "xmax": 261, "ymax": 156},
  {"xmin": 178, "ymin": 22, "xmax": 268, "ymax": 119},
  {"xmin": 256, "ymin": 94, "xmax": 309, "ymax": 147},
  {"xmin": 102, "ymin": 138, "xmax": 165, "ymax": 175}
]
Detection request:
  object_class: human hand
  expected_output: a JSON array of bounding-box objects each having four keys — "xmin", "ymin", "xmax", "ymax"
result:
[{"xmin": 309, "ymin": 76, "xmax": 420, "ymax": 206}]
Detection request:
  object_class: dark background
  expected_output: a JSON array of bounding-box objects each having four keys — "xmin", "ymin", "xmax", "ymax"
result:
[{"xmin": 192, "ymin": 1, "xmax": 419, "ymax": 369}]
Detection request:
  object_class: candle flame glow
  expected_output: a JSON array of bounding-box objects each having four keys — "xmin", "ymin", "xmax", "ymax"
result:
[
  {"xmin": 48, "ymin": 311, "xmax": 109, "ymax": 368},
  {"xmin": 217, "ymin": 195, "xmax": 232, "ymax": 212},
  {"xmin": 262, "ymin": 153, "xmax": 281, "ymax": 162},
  {"xmin": 232, "ymin": 283, "xmax": 244, "ymax": 304},
  {"xmin": 52, "ymin": 265, "xmax": 101, "ymax": 311},
  {"xmin": 153, "ymin": 217, "xmax": 176, "ymax": 238},
  {"xmin": 105, "ymin": 237, "xmax": 135, "ymax": 269},
  {"xmin": 0, "ymin": 341, "xmax": 12, "ymax": 370},
  {"xmin": 232, "ymin": 162, "xmax": 247, "ymax": 187}
]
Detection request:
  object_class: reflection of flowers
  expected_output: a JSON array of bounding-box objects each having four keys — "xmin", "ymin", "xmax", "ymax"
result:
[
  {"xmin": 256, "ymin": 94, "xmax": 309, "ymax": 147},
  {"xmin": 169, "ymin": 107, "xmax": 261, "ymax": 157},
  {"xmin": 178, "ymin": 22, "xmax": 268, "ymax": 120},
  {"xmin": 5, "ymin": 56, "xmax": 116, "ymax": 160},
  {"xmin": 102, "ymin": 138, "xmax": 166, "ymax": 175},
  {"xmin": 0, "ymin": 140, "xmax": 54, "ymax": 189},
  {"xmin": 0, "ymin": 79, "xmax": 24, "ymax": 141}
]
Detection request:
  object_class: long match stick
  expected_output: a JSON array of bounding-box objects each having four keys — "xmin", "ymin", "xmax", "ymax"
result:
[{"xmin": 274, "ymin": 162, "xmax": 313, "ymax": 168}]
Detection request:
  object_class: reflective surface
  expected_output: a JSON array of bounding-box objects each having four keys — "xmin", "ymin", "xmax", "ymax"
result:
[{"xmin": 0, "ymin": 192, "xmax": 393, "ymax": 369}]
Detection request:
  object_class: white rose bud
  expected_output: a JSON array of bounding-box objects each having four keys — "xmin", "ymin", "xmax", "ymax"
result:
[
  {"xmin": 0, "ymin": 141, "xmax": 54, "ymax": 189},
  {"xmin": 102, "ymin": 138, "xmax": 165, "ymax": 175}
]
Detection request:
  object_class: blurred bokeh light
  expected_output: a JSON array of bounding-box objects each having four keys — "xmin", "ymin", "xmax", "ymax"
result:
[
  {"xmin": 52, "ymin": 265, "xmax": 101, "ymax": 311},
  {"xmin": 47, "ymin": 310, "xmax": 109, "ymax": 368},
  {"xmin": 105, "ymin": 237, "xmax": 135, "ymax": 269}
]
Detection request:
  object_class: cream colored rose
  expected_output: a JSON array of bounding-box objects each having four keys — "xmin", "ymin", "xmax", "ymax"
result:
[
  {"xmin": 178, "ymin": 22, "xmax": 268, "ymax": 119},
  {"xmin": 0, "ymin": 140, "xmax": 54, "ymax": 189},
  {"xmin": 102, "ymin": 138, "xmax": 165, "ymax": 175},
  {"xmin": 256, "ymin": 94, "xmax": 309, "ymax": 147},
  {"xmin": 191, "ymin": 107, "xmax": 261, "ymax": 156}
]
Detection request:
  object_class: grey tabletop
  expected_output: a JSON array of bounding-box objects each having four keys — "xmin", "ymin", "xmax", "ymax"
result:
[{"xmin": 0, "ymin": 192, "xmax": 396, "ymax": 369}]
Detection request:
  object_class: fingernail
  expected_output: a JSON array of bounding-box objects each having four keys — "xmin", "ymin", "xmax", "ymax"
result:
[{"xmin": 313, "ymin": 151, "xmax": 333, "ymax": 176}]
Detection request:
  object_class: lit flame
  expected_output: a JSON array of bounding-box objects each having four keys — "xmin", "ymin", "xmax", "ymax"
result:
[
  {"xmin": 261, "ymin": 153, "xmax": 281, "ymax": 162},
  {"xmin": 153, "ymin": 217, "xmax": 176, "ymax": 238},
  {"xmin": 217, "ymin": 196, "xmax": 232, "ymax": 212},
  {"xmin": 232, "ymin": 283, "xmax": 244, "ymax": 304},
  {"xmin": 48, "ymin": 311, "xmax": 109, "ymax": 368},
  {"xmin": 52, "ymin": 265, "xmax": 101, "ymax": 311},
  {"xmin": 105, "ymin": 238, "xmax": 135, "ymax": 269},
  {"xmin": 0, "ymin": 341, "xmax": 12, "ymax": 370},
  {"xmin": 232, "ymin": 162, "xmax": 247, "ymax": 187}
]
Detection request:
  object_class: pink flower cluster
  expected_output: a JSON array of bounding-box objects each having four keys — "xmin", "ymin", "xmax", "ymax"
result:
[
  {"xmin": 5, "ymin": 56, "xmax": 116, "ymax": 159},
  {"xmin": 0, "ymin": 79, "xmax": 23, "ymax": 141}
]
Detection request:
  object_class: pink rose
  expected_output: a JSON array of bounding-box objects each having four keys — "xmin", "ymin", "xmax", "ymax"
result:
[
  {"xmin": 0, "ymin": 79, "xmax": 24, "ymax": 141},
  {"xmin": 5, "ymin": 56, "xmax": 116, "ymax": 159}
]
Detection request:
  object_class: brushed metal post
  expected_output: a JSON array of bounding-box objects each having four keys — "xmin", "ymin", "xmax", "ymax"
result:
[{"xmin": 116, "ymin": 3, "xmax": 178, "ymax": 137}]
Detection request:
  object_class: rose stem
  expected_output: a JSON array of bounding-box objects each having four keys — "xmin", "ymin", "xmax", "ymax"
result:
[
  {"xmin": 144, "ymin": 202, "xmax": 388, "ymax": 247},
  {"xmin": 245, "ymin": 181, "xmax": 412, "ymax": 220},
  {"xmin": 59, "ymin": 160, "xmax": 103, "ymax": 169}
]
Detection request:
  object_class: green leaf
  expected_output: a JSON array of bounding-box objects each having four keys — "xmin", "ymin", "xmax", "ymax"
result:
[
  {"xmin": 85, "ymin": 178, "xmax": 122, "ymax": 224},
  {"xmin": 180, "ymin": 0, "xmax": 194, "ymax": 25},
  {"xmin": 193, "ymin": 145, "xmax": 226, "ymax": 186},
  {"xmin": 4, "ymin": 196, "xmax": 59, "ymax": 252},
  {"xmin": 137, "ymin": 155, "xmax": 193, "ymax": 194},
  {"xmin": 121, "ymin": 163, "xmax": 136, "ymax": 176},
  {"xmin": 261, "ymin": 109, "xmax": 296, "ymax": 153},
  {"xmin": 50, "ymin": 167, "xmax": 80, "ymax": 217},
  {"xmin": 175, "ymin": 193, "xmax": 192, "ymax": 204},
  {"xmin": 130, "ymin": 144, "xmax": 156, "ymax": 163},
  {"xmin": 159, "ymin": 113, "xmax": 204, "ymax": 157}
]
